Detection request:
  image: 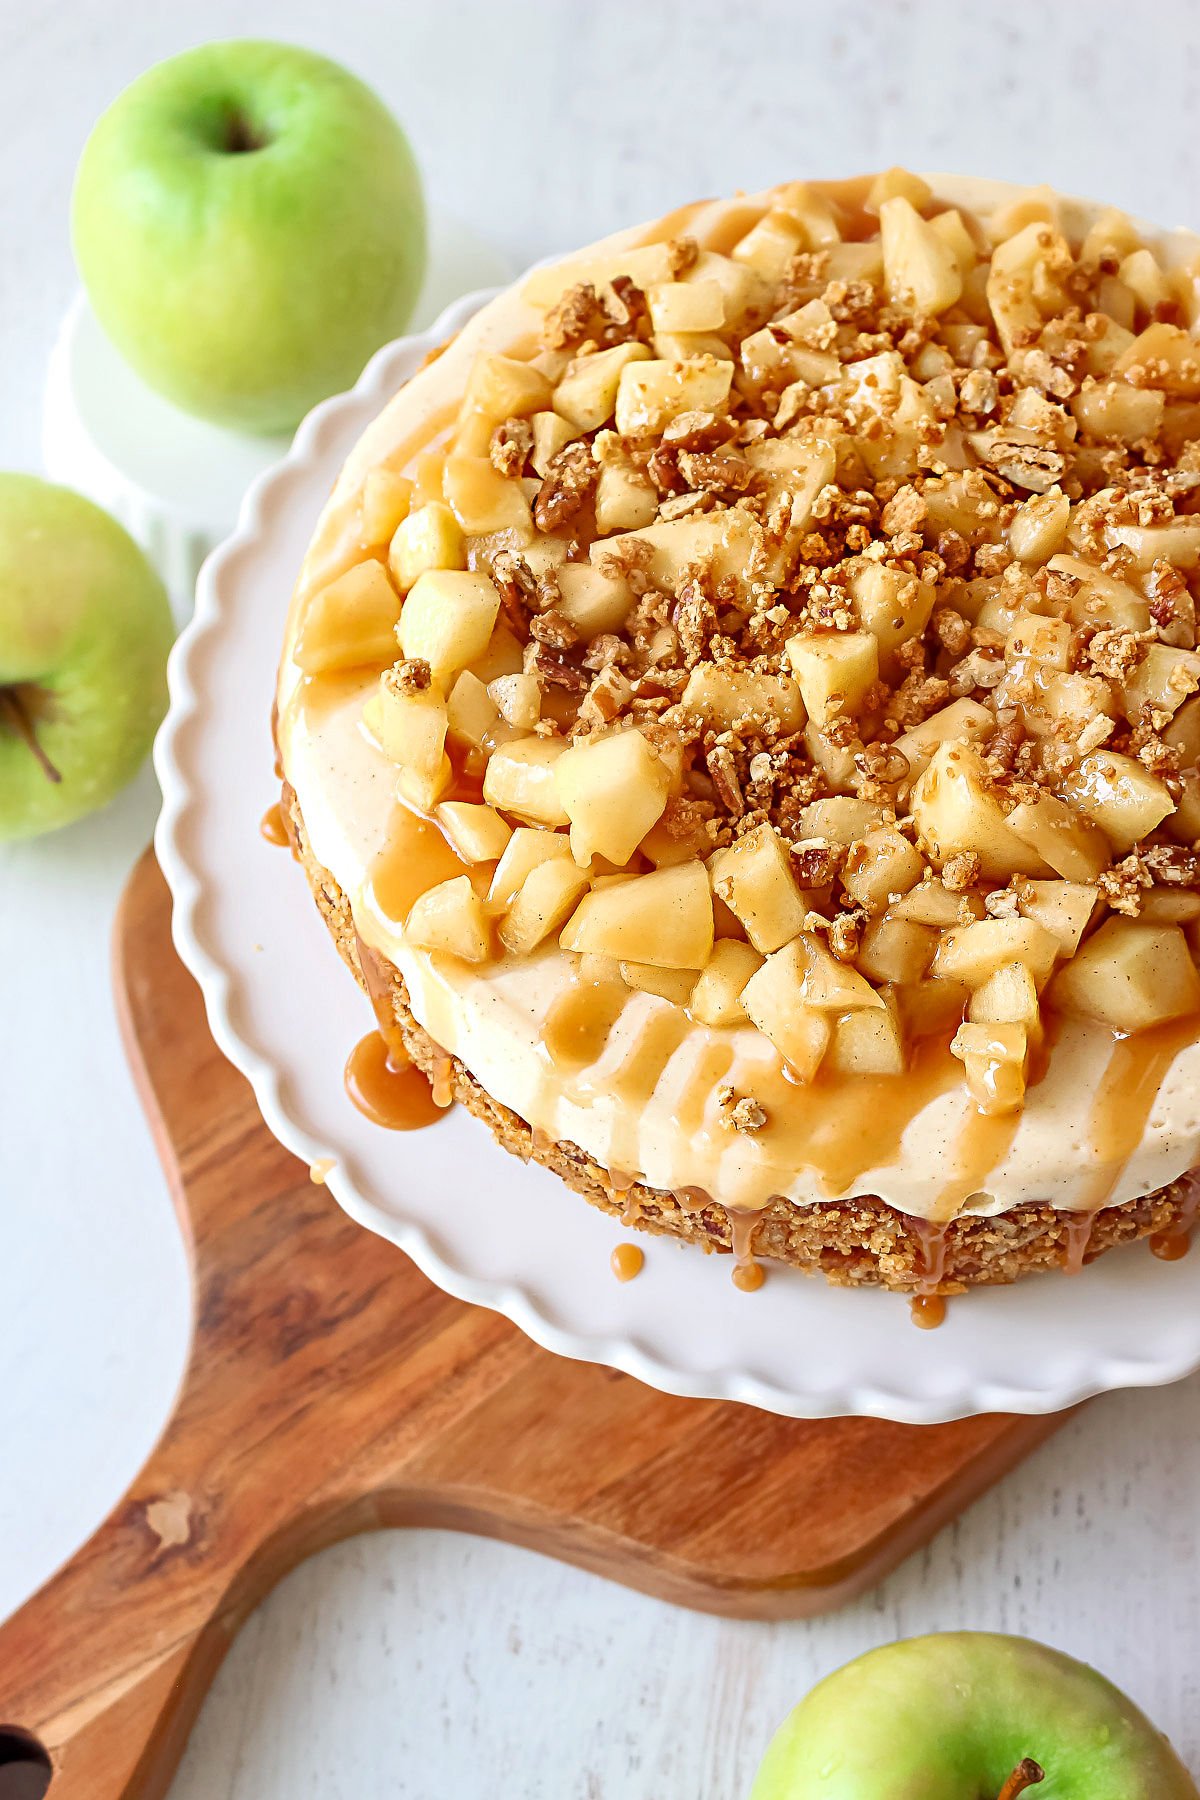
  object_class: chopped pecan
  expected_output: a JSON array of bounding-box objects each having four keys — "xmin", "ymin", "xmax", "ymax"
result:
[
  {"xmin": 490, "ymin": 416, "xmax": 532, "ymax": 478},
  {"xmin": 534, "ymin": 441, "xmax": 598, "ymax": 533}
]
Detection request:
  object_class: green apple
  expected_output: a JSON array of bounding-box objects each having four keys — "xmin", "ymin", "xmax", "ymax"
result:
[
  {"xmin": 71, "ymin": 40, "xmax": 427, "ymax": 433},
  {"xmin": 0, "ymin": 474, "xmax": 173, "ymax": 840},
  {"xmin": 749, "ymin": 1633, "xmax": 1198, "ymax": 1799}
]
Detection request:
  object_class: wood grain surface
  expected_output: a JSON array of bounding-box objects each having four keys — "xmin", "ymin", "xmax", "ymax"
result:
[{"xmin": 0, "ymin": 854, "xmax": 1066, "ymax": 1797}]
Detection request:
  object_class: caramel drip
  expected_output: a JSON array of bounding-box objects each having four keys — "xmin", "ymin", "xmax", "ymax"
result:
[
  {"xmin": 1076, "ymin": 1017, "xmax": 1199, "ymax": 1210},
  {"xmin": 673, "ymin": 1042, "xmax": 735, "ymax": 1144},
  {"xmin": 1061, "ymin": 1213, "xmax": 1094, "ymax": 1275},
  {"xmin": 609, "ymin": 1008, "xmax": 691, "ymax": 1107},
  {"xmin": 674, "ymin": 1185, "xmax": 710, "ymax": 1214},
  {"xmin": 910, "ymin": 1293, "xmax": 947, "ymax": 1331},
  {"xmin": 932, "ymin": 1105, "xmax": 1023, "ymax": 1223},
  {"xmin": 1151, "ymin": 1230, "xmax": 1192, "ymax": 1261},
  {"xmin": 765, "ymin": 1036, "xmax": 963, "ymax": 1200},
  {"xmin": 611, "ymin": 1242, "xmax": 645, "ymax": 1283},
  {"xmin": 309, "ymin": 1158, "xmax": 335, "ymax": 1186},
  {"xmin": 365, "ymin": 805, "xmax": 471, "ymax": 929},
  {"xmin": 260, "ymin": 801, "xmax": 291, "ymax": 848},
  {"xmin": 727, "ymin": 1207, "xmax": 764, "ymax": 1290},
  {"xmin": 431, "ymin": 1057, "xmax": 455, "ymax": 1109},
  {"xmin": 344, "ymin": 1031, "xmax": 444, "ymax": 1131},
  {"xmin": 354, "ymin": 931, "xmax": 412, "ymax": 1063},
  {"xmin": 544, "ymin": 978, "xmax": 629, "ymax": 1075},
  {"xmin": 909, "ymin": 1218, "xmax": 949, "ymax": 1296}
]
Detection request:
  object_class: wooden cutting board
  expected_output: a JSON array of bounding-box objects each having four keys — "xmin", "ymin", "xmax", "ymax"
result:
[{"xmin": 0, "ymin": 852, "xmax": 1068, "ymax": 1800}]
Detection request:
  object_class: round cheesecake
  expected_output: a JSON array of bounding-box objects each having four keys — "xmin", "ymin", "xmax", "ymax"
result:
[{"xmin": 277, "ymin": 171, "xmax": 1200, "ymax": 1290}]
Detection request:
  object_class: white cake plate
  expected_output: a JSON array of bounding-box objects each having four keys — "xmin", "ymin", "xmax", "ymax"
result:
[
  {"xmin": 42, "ymin": 214, "xmax": 514, "ymax": 615},
  {"xmin": 153, "ymin": 284, "xmax": 1200, "ymax": 1424}
]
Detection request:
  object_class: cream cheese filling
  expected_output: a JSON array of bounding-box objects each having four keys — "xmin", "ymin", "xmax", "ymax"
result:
[{"xmin": 278, "ymin": 177, "xmax": 1200, "ymax": 1222}]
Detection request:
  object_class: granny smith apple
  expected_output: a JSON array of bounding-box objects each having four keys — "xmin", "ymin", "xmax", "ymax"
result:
[
  {"xmin": 72, "ymin": 40, "xmax": 427, "ymax": 433},
  {"xmin": 0, "ymin": 474, "xmax": 173, "ymax": 840},
  {"xmin": 749, "ymin": 1633, "xmax": 1198, "ymax": 1799}
]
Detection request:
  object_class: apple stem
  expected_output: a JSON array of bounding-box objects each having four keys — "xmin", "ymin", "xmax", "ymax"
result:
[
  {"xmin": 0, "ymin": 687, "xmax": 61, "ymax": 784},
  {"xmin": 997, "ymin": 1759, "xmax": 1045, "ymax": 1800}
]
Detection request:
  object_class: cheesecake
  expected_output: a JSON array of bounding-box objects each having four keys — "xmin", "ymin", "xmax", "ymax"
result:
[{"xmin": 276, "ymin": 171, "xmax": 1200, "ymax": 1291}]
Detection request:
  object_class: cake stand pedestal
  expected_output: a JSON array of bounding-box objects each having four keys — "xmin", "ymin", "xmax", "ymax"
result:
[{"xmin": 0, "ymin": 853, "xmax": 1070, "ymax": 1799}]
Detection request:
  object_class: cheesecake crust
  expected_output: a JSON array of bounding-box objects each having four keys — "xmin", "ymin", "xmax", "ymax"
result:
[{"xmin": 287, "ymin": 785, "xmax": 1196, "ymax": 1292}]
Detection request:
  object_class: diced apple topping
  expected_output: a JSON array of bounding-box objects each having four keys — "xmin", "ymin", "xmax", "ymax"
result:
[
  {"xmin": 397, "ymin": 570, "xmax": 500, "ymax": 682},
  {"xmin": 483, "ymin": 736, "xmax": 571, "ymax": 827},
  {"xmin": 300, "ymin": 177, "xmax": 1200, "ymax": 1117},
  {"xmin": 388, "ymin": 501, "xmax": 466, "ymax": 591},
  {"xmin": 1051, "ymin": 919, "xmax": 1200, "ymax": 1031},
  {"xmin": 708, "ymin": 824, "xmax": 809, "ymax": 953},
  {"xmin": 555, "ymin": 727, "xmax": 670, "ymax": 865},
  {"xmin": 435, "ymin": 801, "xmax": 512, "ymax": 865},
  {"xmin": 499, "ymin": 858, "xmax": 592, "ymax": 956},
  {"xmin": 363, "ymin": 674, "xmax": 449, "ymax": 812},
  {"xmin": 687, "ymin": 939, "xmax": 764, "ymax": 1026},
  {"xmin": 785, "ymin": 631, "xmax": 879, "ymax": 730},
  {"xmin": 560, "ymin": 860, "xmax": 714, "ymax": 968},
  {"xmin": 406, "ymin": 876, "xmax": 493, "ymax": 962},
  {"xmin": 296, "ymin": 561, "xmax": 401, "ymax": 674}
]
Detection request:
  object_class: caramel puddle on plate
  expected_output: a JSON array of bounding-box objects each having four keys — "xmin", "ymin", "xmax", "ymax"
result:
[
  {"xmin": 910, "ymin": 1293, "xmax": 947, "ymax": 1330},
  {"xmin": 344, "ymin": 1031, "xmax": 446, "ymax": 1131}
]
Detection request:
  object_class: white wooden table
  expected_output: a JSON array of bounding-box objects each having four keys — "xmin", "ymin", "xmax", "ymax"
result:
[{"xmin": 4, "ymin": 3, "xmax": 1200, "ymax": 1793}]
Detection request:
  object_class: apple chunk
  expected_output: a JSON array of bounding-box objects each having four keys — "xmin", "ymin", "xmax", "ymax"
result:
[
  {"xmin": 499, "ymin": 858, "xmax": 591, "ymax": 956},
  {"xmin": 560, "ymin": 861, "xmax": 713, "ymax": 968},
  {"xmin": 1060, "ymin": 751, "xmax": 1173, "ymax": 853},
  {"xmin": 950, "ymin": 1020, "xmax": 1028, "ymax": 1114},
  {"xmin": 398, "ymin": 569, "xmax": 500, "ymax": 681},
  {"xmin": 1005, "ymin": 793, "xmax": 1111, "ymax": 882},
  {"xmin": 554, "ymin": 727, "xmax": 670, "ymax": 865},
  {"xmin": 487, "ymin": 826, "xmax": 574, "ymax": 908},
  {"xmin": 614, "ymin": 354, "xmax": 733, "ymax": 436},
  {"xmin": 785, "ymin": 630, "xmax": 879, "ymax": 730},
  {"xmin": 708, "ymin": 823, "xmax": 809, "ymax": 953},
  {"xmin": 388, "ymin": 501, "xmax": 466, "ymax": 591},
  {"xmin": 879, "ymin": 195, "xmax": 963, "ymax": 315},
  {"xmin": 295, "ymin": 560, "xmax": 401, "ymax": 673},
  {"xmin": 483, "ymin": 736, "xmax": 571, "ymax": 826},
  {"xmin": 362, "ymin": 676, "xmax": 449, "ymax": 811},
  {"xmin": 827, "ymin": 1000, "xmax": 906, "ymax": 1076},
  {"xmin": 741, "ymin": 942, "xmax": 836, "ymax": 1080},
  {"xmin": 405, "ymin": 875, "xmax": 493, "ymax": 962},
  {"xmin": 1051, "ymin": 918, "xmax": 1200, "ymax": 1031},
  {"xmin": 687, "ymin": 939, "xmax": 764, "ymax": 1026},
  {"xmin": 932, "ymin": 916, "xmax": 1060, "ymax": 990},
  {"xmin": 434, "ymin": 800, "xmax": 512, "ymax": 864},
  {"xmin": 910, "ymin": 742, "xmax": 1049, "ymax": 880}
]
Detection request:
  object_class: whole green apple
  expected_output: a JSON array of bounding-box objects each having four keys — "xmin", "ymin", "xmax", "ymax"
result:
[
  {"xmin": 71, "ymin": 40, "xmax": 427, "ymax": 433},
  {"xmin": 0, "ymin": 474, "xmax": 173, "ymax": 840},
  {"xmin": 749, "ymin": 1633, "xmax": 1198, "ymax": 1799}
]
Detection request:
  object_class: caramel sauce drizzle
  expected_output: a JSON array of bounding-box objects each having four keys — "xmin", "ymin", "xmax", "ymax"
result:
[
  {"xmin": 1075, "ymin": 1016, "xmax": 1200, "ymax": 1212},
  {"xmin": 1062, "ymin": 1213, "xmax": 1094, "ymax": 1275}
]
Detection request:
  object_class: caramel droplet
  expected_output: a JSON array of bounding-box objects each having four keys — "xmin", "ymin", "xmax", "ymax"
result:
[
  {"xmin": 344, "ymin": 1031, "xmax": 446, "ymax": 1131},
  {"xmin": 260, "ymin": 801, "xmax": 290, "ymax": 847},
  {"xmin": 910, "ymin": 1293, "xmax": 947, "ymax": 1330},
  {"xmin": 309, "ymin": 1158, "xmax": 335, "ymax": 1185},
  {"xmin": 732, "ymin": 1260, "xmax": 765, "ymax": 1293},
  {"xmin": 1150, "ymin": 1230, "xmax": 1192, "ymax": 1262},
  {"xmin": 611, "ymin": 1242, "xmax": 644, "ymax": 1283}
]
